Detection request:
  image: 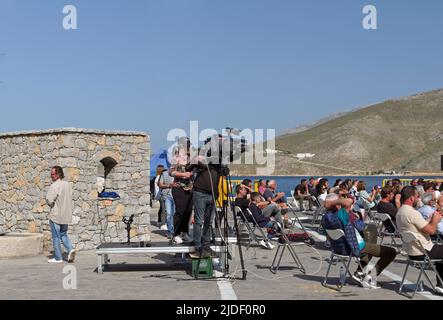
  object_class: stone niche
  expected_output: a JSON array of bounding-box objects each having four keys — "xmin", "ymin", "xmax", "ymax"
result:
[{"xmin": 0, "ymin": 128, "xmax": 151, "ymax": 251}]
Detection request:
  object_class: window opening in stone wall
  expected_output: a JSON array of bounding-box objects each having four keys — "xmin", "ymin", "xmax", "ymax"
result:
[{"xmin": 97, "ymin": 157, "xmax": 120, "ymax": 200}]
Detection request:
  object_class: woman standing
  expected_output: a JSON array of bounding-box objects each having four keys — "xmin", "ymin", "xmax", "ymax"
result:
[{"xmin": 170, "ymin": 138, "xmax": 194, "ymax": 244}]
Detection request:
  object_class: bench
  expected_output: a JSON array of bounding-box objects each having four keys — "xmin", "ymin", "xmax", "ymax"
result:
[{"xmin": 96, "ymin": 240, "xmax": 237, "ymax": 274}]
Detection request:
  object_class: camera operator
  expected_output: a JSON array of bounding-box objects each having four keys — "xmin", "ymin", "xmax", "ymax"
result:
[{"xmin": 187, "ymin": 154, "xmax": 221, "ymax": 259}]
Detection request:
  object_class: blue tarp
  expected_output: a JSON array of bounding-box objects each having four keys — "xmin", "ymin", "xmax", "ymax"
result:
[{"xmin": 150, "ymin": 149, "xmax": 171, "ymax": 178}]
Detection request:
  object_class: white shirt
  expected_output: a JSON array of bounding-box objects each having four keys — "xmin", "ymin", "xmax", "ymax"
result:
[
  {"xmin": 46, "ymin": 179, "xmax": 73, "ymax": 225},
  {"xmin": 154, "ymin": 175, "xmax": 161, "ymax": 196},
  {"xmin": 397, "ymin": 204, "xmax": 434, "ymax": 256}
]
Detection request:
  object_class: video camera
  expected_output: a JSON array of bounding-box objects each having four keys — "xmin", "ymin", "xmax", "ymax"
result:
[{"xmin": 200, "ymin": 128, "xmax": 247, "ymax": 167}]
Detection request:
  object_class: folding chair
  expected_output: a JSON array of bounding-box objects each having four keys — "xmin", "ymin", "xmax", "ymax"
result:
[
  {"xmin": 375, "ymin": 213, "xmax": 401, "ymax": 251},
  {"xmin": 367, "ymin": 210, "xmax": 379, "ymax": 224},
  {"xmin": 398, "ymin": 231, "xmax": 443, "ymax": 299},
  {"xmin": 286, "ymin": 202, "xmax": 314, "ymax": 239},
  {"xmin": 234, "ymin": 206, "xmax": 273, "ymax": 250},
  {"xmin": 431, "ymin": 233, "xmax": 443, "ymax": 245},
  {"xmin": 311, "ymin": 196, "xmax": 326, "ymax": 229},
  {"xmin": 289, "ymin": 190, "xmax": 301, "ymax": 211},
  {"xmin": 322, "ymin": 229, "xmax": 365, "ymax": 291},
  {"xmin": 270, "ymin": 229, "xmax": 306, "ymax": 275}
]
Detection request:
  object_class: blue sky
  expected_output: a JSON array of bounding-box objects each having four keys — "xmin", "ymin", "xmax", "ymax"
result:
[{"xmin": 0, "ymin": 0, "xmax": 442, "ymax": 151}]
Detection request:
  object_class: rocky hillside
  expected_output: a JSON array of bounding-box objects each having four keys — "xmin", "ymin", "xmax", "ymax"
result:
[{"xmin": 231, "ymin": 89, "xmax": 443, "ymax": 176}]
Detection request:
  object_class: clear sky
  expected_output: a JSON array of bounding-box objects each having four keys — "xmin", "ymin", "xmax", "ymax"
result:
[{"xmin": 1, "ymin": 0, "xmax": 442, "ymax": 151}]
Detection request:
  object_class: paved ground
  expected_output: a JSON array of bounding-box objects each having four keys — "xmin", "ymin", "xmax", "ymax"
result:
[{"xmin": 0, "ymin": 207, "xmax": 442, "ymax": 300}]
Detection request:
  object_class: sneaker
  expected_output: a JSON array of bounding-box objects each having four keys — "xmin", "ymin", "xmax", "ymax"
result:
[
  {"xmin": 189, "ymin": 251, "xmax": 201, "ymax": 259},
  {"xmin": 67, "ymin": 249, "xmax": 76, "ymax": 263},
  {"xmin": 173, "ymin": 236, "xmax": 184, "ymax": 244},
  {"xmin": 181, "ymin": 233, "xmax": 193, "ymax": 243},
  {"xmin": 201, "ymin": 247, "xmax": 216, "ymax": 258},
  {"xmin": 351, "ymin": 272, "xmax": 365, "ymax": 287},
  {"xmin": 266, "ymin": 242, "xmax": 275, "ymax": 250},
  {"xmin": 434, "ymin": 286, "xmax": 443, "ymax": 295},
  {"xmin": 160, "ymin": 224, "xmax": 168, "ymax": 231},
  {"xmin": 369, "ymin": 279, "xmax": 381, "ymax": 289},
  {"xmin": 259, "ymin": 240, "xmax": 272, "ymax": 250},
  {"xmin": 48, "ymin": 258, "xmax": 63, "ymax": 264},
  {"xmin": 362, "ymin": 275, "xmax": 381, "ymax": 289}
]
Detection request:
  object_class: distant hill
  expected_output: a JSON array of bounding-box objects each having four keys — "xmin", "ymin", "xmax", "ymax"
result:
[{"xmin": 231, "ymin": 89, "xmax": 443, "ymax": 176}]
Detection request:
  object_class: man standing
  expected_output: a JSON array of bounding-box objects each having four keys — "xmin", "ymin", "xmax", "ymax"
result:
[
  {"xmin": 188, "ymin": 156, "xmax": 220, "ymax": 259},
  {"xmin": 46, "ymin": 166, "xmax": 76, "ymax": 264}
]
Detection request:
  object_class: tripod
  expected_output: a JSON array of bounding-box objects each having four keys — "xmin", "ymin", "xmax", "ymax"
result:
[{"xmin": 215, "ymin": 165, "xmax": 247, "ymax": 280}]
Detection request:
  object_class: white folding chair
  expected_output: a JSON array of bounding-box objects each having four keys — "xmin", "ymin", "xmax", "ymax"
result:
[
  {"xmin": 289, "ymin": 190, "xmax": 301, "ymax": 211},
  {"xmin": 375, "ymin": 213, "xmax": 401, "ymax": 251},
  {"xmin": 367, "ymin": 210, "xmax": 379, "ymax": 224},
  {"xmin": 322, "ymin": 229, "xmax": 364, "ymax": 291},
  {"xmin": 234, "ymin": 206, "xmax": 274, "ymax": 250},
  {"xmin": 311, "ymin": 196, "xmax": 326, "ymax": 229},
  {"xmin": 270, "ymin": 227, "xmax": 306, "ymax": 275},
  {"xmin": 398, "ymin": 231, "xmax": 443, "ymax": 299}
]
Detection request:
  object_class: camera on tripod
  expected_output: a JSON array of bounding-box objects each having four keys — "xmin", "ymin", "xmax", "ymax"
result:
[{"xmin": 200, "ymin": 128, "xmax": 247, "ymax": 168}]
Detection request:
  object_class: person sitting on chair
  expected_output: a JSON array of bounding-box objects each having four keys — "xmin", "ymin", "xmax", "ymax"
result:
[
  {"xmin": 249, "ymin": 193, "xmax": 280, "ymax": 244},
  {"xmin": 294, "ymin": 179, "xmax": 314, "ymax": 211},
  {"xmin": 323, "ymin": 194, "xmax": 397, "ymax": 289},
  {"xmin": 241, "ymin": 179, "xmax": 254, "ymax": 195},
  {"xmin": 263, "ymin": 180, "xmax": 291, "ymax": 228},
  {"xmin": 236, "ymin": 186, "xmax": 283, "ymax": 227},
  {"xmin": 396, "ymin": 186, "xmax": 443, "ymax": 295},
  {"xmin": 377, "ymin": 187, "xmax": 398, "ymax": 233},
  {"xmin": 419, "ymin": 192, "xmax": 443, "ymax": 239}
]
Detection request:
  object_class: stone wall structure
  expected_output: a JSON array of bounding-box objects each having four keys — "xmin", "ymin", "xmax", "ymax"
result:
[{"xmin": 0, "ymin": 128, "xmax": 150, "ymax": 251}]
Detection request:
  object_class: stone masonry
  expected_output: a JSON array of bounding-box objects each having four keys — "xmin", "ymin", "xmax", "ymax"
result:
[{"xmin": 0, "ymin": 128, "xmax": 151, "ymax": 251}]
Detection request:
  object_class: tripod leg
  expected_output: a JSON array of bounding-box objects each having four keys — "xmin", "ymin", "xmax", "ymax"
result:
[{"xmin": 232, "ymin": 204, "xmax": 247, "ymax": 280}]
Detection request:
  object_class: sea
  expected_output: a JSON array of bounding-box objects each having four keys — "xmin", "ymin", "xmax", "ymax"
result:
[{"xmin": 230, "ymin": 175, "xmax": 443, "ymax": 197}]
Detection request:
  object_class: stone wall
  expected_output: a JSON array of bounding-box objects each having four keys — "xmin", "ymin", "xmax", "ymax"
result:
[{"xmin": 0, "ymin": 128, "xmax": 151, "ymax": 251}]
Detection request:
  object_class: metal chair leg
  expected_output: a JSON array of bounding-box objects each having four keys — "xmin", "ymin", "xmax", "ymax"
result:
[
  {"xmin": 288, "ymin": 244, "xmax": 306, "ymax": 274},
  {"xmin": 411, "ymin": 264, "xmax": 426, "ymax": 299},
  {"xmin": 270, "ymin": 245, "xmax": 281, "ymax": 271},
  {"xmin": 270, "ymin": 243, "xmax": 305, "ymax": 275},
  {"xmin": 398, "ymin": 260, "xmax": 410, "ymax": 295},
  {"xmin": 323, "ymin": 253, "xmax": 335, "ymax": 287}
]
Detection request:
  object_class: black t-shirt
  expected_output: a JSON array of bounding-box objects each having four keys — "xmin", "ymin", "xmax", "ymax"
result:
[
  {"xmin": 377, "ymin": 201, "xmax": 398, "ymax": 233},
  {"xmin": 235, "ymin": 198, "xmax": 250, "ymax": 211},
  {"xmin": 294, "ymin": 184, "xmax": 308, "ymax": 196},
  {"xmin": 263, "ymin": 189, "xmax": 275, "ymax": 202},
  {"xmin": 249, "ymin": 203, "xmax": 271, "ymax": 228},
  {"xmin": 190, "ymin": 163, "xmax": 220, "ymax": 195},
  {"xmin": 235, "ymin": 197, "xmax": 251, "ymax": 222}
]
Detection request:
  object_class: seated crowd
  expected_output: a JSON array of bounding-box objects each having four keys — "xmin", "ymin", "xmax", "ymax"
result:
[{"xmin": 307, "ymin": 177, "xmax": 443, "ymax": 294}]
